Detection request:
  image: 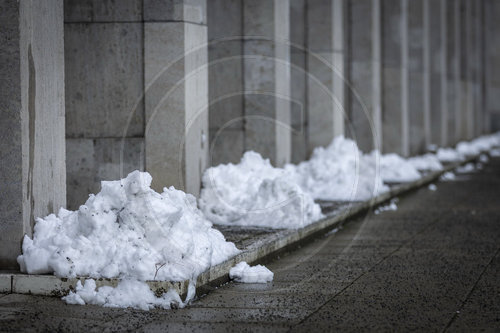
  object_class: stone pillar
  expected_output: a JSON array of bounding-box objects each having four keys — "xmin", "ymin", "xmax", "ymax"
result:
[
  {"xmin": 408, "ymin": 0, "xmax": 425, "ymax": 155},
  {"xmin": 207, "ymin": 0, "xmax": 245, "ymax": 166},
  {"xmin": 485, "ymin": 0, "xmax": 500, "ymax": 132},
  {"xmin": 422, "ymin": 0, "xmax": 432, "ymax": 148},
  {"xmin": 242, "ymin": 0, "xmax": 291, "ymax": 167},
  {"xmin": 64, "ymin": 0, "xmax": 145, "ymax": 207},
  {"xmin": 381, "ymin": 0, "xmax": 409, "ymax": 156},
  {"xmin": 473, "ymin": 0, "xmax": 484, "ymax": 136},
  {"xmin": 290, "ymin": 0, "xmax": 308, "ymax": 163},
  {"xmin": 307, "ymin": 0, "xmax": 346, "ymax": 152},
  {"xmin": 452, "ymin": 0, "xmax": 463, "ymax": 143},
  {"xmin": 144, "ymin": 0, "xmax": 209, "ymax": 195},
  {"xmin": 463, "ymin": 0, "xmax": 475, "ymax": 140},
  {"xmin": 0, "ymin": 0, "xmax": 66, "ymax": 268},
  {"xmin": 426, "ymin": 0, "xmax": 445, "ymax": 147},
  {"xmin": 348, "ymin": 0, "xmax": 382, "ymax": 152}
]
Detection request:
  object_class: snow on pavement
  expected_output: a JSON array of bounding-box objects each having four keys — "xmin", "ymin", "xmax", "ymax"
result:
[{"xmin": 229, "ymin": 261, "xmax": 274, "ymax": 283}]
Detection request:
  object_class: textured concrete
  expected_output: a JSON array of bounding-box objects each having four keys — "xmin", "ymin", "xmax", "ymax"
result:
[
  {"xmin": 2, "ymin": 158, "xmax": 500, "ymax": 331},
  {"xmin": 381, "ymin": 0, "xmax": 409, "ymax": 156},
  {"xmin": 242, "ymin": 0, "xmax": 291, "ymax": 167},
  {"xmin": 0, "ymin": 0, "xmax": 66, "ymax": 269},
  {"xmin": 408, "ymin": 0, "xmax": 425, "ymax": 155},
  {"xmin": 144, "ymin": 20, "xmax": 209, "ymax": 195},
  {"xmin": 66, "ymin": 138, "xmax": 144, "ymax": 209},
  {"xmin": 485, "ymin": 0, "xmax": 500, "ymax": 132},
  {"xmin": 347, "ymin": 0, "xmax": 382, "ymax": 153},
  {"xmin": 207, "ymin": 0, "xmax": 245, "ymax": 166},
  {"xmin": 64, "ymin": 0, "xmax": 142, "ymax": 22},
  {"xmin": 307, "ymin": 0, "xmax": 346, "ymax": 152}
]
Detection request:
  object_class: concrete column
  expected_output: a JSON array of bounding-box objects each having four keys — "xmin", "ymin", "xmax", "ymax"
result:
[
  {"xmin": 0, "ymin": 0, "xmax": 66, "ymax": 268},
  {"xmin": 464, "ymin": 0, "xmax": 475, "ymax": 139},
  {"xmin": 422, "ymin": 0, "xmax": 432, "ymax": 148},
  {"xmin": 473, "ymin": 0, "xmax": 484, "ymax": 136},
  {"xmin": 485, "ymin": 0, "xmax": 500, "ymax": 132},
  {"xmin": 348, "ymin": 0, "xmax": 382, "ymax": 152},
  {"xmin": 242, "ymin": 0, "xmax": 291, "ymax": 167},
  {"xmin": 144, "ymin": 0, "xmax": 209, "ymax": 195},
  {"xmin": 307, "ymin": 0, "xmax": 346, "ymax": 152},
  {"xmin": 290, "ymin": 0, "xmax": 308, "ymax": 163},
  {"xmin": 453, "ymin": 0, "xmax": 463, "ymax": 143},
  {"xmin": 381, "ymin": 0, "xmax": 409, "ymax": 156},
  {"xmin": 408, "ymin": 0, "xmax": 425, "ymax": 155},
  {"xmin": 64, "ymin": 1, "xmax": 145, "ymax": 207},
  {"xmin": 426, "ymin": 0, "xmax": 445, "ymax": 147},
  {"xmin": 207, "ymin": 0, "xmax": 245, "ymax": 166}
]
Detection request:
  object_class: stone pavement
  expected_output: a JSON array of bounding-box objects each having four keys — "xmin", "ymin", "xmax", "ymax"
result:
[{"xmin": 1, "ymin": 159, "xmax": 500, "ymax": 332}]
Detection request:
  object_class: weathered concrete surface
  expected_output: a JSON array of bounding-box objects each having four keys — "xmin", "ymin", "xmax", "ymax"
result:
[
  {"xmin": 242, "ymin": 0, "xmax": 292, "ymax": 167},
  {"xmin": 381, "ymin": 0, "xmax": 409, "ymax": 156},
  {"xmin": 0, "ymin": 0, "xmax": 66, "ymax": 269},
  {"xmin": 2, "ymin": 157, "xmax": 500, "ymax": 331},
  {"xmin": 347, "ymin": 0, "xmax": 382, "ymax": 153},
  {"xmin": 485, "ymin": 0, "xmax": 500, "ymax": 132},
  {"xmin": 408, "ymin": 0, "xmax": 425, "ymax": 155},
  {"xmin": 207, "ymin": 0, "xmax": 245, "ymax": 166}
]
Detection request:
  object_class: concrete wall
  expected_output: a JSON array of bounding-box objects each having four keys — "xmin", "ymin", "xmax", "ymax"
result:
[
  {"xmin": 347, "ymin": 0, "xmax": 382, "ymax": 152},
  {"xmin": 485, "ymin": 0, "xmax": 500, "ymax": 131},
  {"xmin": 0, "ymin": 0, "xmax": 66, "ymax": 268}
]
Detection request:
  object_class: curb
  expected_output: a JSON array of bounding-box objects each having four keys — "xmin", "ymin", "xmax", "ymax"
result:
[{"xmin": 0, "ymin": 154, "xmax": 481, "ymax": 299}]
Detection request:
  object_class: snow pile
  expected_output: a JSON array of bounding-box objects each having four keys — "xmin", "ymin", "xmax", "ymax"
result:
[
  {"xmin": 437, "ymin": 148, "xmax": 464, "ymax": 163},
  {"xmin": 229, "ymin": 261, "xmax": 273, "ymax": 283},
  {"xmin": 199, "ymin": 152, "xmax": 323, "ymax": 229},
  {"xmin": 479, "ymin": 154, "xmax": 489, "ymax": 163},
  {"xmin": 456, "ymin": 141, "xmax": 480, "ymax": 157},
  {"xmin": 408, "ymin": 154, "xmax": 443, "ymax": 172},
  {"xmin": 17, "ymin": 170, "xmax": 239, "ymax": 281},
  {"xmin": 377, "ymin": 153, "xmax": 422, "ymax": 183},
  {"xmin": 428, "ymin": 184, "xmax": 437, "ymax": 191},
  {"xmin": 286, "ymin": 136, "xmax": 388, "ymax": 201},
  {"xmin": 374, "ymin": 198, "xmax": 398, "ymax": 215},
  {"xmin": 440, "ymin": 171, "xmax": 456, "ymax": 181},
  {"xmin": 63, "ymin": 279, "xmax": 185, "ymax": 310}
]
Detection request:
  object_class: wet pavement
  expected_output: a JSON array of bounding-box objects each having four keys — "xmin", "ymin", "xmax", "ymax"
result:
[{"xmin": 1, "ymin": 159, "xmax": 499, "ymax": 332}]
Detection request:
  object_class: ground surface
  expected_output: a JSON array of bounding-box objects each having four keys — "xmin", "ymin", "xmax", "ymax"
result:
[{"xmin": 1, "ymin": 159, "xmax": 499, "ymax": 332}]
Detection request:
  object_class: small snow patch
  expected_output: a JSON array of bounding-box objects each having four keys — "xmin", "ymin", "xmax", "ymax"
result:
[
  {"xmin": 456, "ymin": 163, "xmax": 475, "ymax": 174},
  {"xmin": 374, "ymin": 198, "xmax": 398, "ymax": 215},
  {"xmin": 440, "ymin": 171, "xmax": 456, "ymax": 181},
  {"xmin": 479, "ymin": 154, "xmax": 489, "ymax": 163},
  {"xmin": 490, "ymin": 148, "xmax": 500, "ymax": 157},
  {"xmin": 428, "ymin": 184, "xmax": 437, "ymax": 191},
  {"xmin": 229, "ymin": 262, "xmax": 273, "ymax": 283}
]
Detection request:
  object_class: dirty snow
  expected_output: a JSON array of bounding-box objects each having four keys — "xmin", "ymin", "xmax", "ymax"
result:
[
  {"xmin": 199, "ymin": 151, "xmax": 323, "ymax": 229},
  {"xmin": 229, "ymin": 261, "xmax": 274, "ymax": 283},
  {"xmin": 17, "ymin": 171, "xmax": 239, "ymax": 282},
  {"xmin": 63, "ymin": 279, "xmax": 185, "ymax": 310}
]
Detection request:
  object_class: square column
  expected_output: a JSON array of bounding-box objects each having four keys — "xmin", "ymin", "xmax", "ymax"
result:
[
  {"xmin": 242, "ymin": 0, "xmax": 291, "ymax": 167},
  {"xmin": 307, "ymin": 0, "xmax": 346, "ymax": 151},
  {"xmin": 144, "ymin": 0, "xmax": 209, "ymax": 195},
  {"xmin": 381, "ymin": 0, "xmax": 409, "ymax": 156},
  {"xmin": 0, "ymin": 0, "xmax": 66, "ymax": 268},
  {"xmin": 408, "ymin": 0, "xmax": 426, "ymax": 155},
  {"xmin": 348, "ymin": 0, "xmax": 382, "ymax": 152}
]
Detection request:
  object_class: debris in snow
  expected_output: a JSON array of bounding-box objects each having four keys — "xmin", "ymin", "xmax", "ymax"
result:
[
  {"xmin": 408, "ymin": 154, "xmax": 443, "ymax": 172},
  {"xmin": 63, "ymin": 279, "xmax": 186, "ymax": 310},
  {"xmin": 17, "ymin": 171, "xmax": 240, "ymax": 282},
  {"xmin": 374, "ymin": 198, "xmax": 398, "ymax": 215},
  {"xmin": 377, "ymin": 153, "xmax": 422, "ymax": 183},
  {"xmin": 285, "ymin": 136, "xmax": 388, "ymax": 201},
  {"xmin": 479, "ymin": 154, "xmax": 489, "ymax": 163},
  {"xmin": 456, "ymin": 163, "xmax": 475, "ymax": 174},
  {"xmin": 229, "ymin": 262, "xmax": 274, "ymax": 283},
  {"xmin": 199, "ymin": 151, "xmax": 323, "ymax": 229},
  {"xmin": 440, "ymin": 171, "xmax": 456, "ymax": 181},
  {"xmin": 428, "ymin": 184, "xmax": 437, "ymax": 191}
]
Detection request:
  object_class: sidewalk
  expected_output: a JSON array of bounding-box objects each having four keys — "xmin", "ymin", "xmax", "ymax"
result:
[{"xmin": 1, "ymin": 158, "xmax": 499, "ymax": 332}]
